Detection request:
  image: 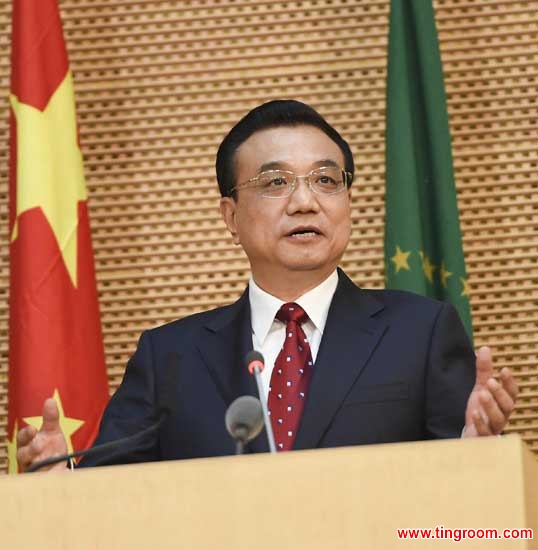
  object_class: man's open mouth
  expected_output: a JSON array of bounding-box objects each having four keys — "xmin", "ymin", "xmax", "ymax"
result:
[{"xmin": 287, "ymin": 227, "xmax": 322, "ymax": 238}]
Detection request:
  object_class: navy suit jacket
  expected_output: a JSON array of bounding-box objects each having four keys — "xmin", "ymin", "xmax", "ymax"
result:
[{"xmin": 80, "ymin": 270, "xmax": 475, "ymax": 467}]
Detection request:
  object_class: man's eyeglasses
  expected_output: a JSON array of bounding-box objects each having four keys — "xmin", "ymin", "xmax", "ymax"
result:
[{"xmin": 230, "ymin": 166, "xmax": 353, "ymax": 198}]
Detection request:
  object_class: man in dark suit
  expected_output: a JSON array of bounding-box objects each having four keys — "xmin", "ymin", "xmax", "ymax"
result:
[{"xmin": 17, "ymin": 100, "xmax": 518, "ymax": 470}]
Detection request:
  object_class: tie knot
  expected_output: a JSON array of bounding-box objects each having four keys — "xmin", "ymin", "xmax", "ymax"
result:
[{"xmin": 276, "ymin": 302, "xmax": 309, "ymax": 325}]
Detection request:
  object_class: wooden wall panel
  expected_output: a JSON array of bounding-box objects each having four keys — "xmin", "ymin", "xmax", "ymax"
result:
[
  {"xmin": 435, "ymin": 0, "xmax": 538, "ymax": 449},
  {"xmin": 0, "ymin": 0, "xmax": 536, "ymax": 473}
]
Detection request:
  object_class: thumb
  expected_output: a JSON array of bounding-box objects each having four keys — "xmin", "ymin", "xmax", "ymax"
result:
[
  {"xmin": 40, "ymin": 398, "xmax": 61, "ymax": 433},
  {"xmin": 475, "ymin": 346, "xmax": 493, "ymax": 387}
]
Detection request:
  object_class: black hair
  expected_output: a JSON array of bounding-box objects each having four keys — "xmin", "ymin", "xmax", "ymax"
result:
[{"xmin": 216, "ymin": 99, "xmax": 355, "ymax": 198}]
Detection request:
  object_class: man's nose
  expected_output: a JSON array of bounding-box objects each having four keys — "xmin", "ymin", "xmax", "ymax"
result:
[{"xmin": 286, "ymin": 176, "xmax": 319, "ymax": 213}]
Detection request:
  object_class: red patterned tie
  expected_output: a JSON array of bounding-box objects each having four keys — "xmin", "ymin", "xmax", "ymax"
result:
[{"xmin": 268, "ymin": 302, "xmax": 313, "ymax": 451}]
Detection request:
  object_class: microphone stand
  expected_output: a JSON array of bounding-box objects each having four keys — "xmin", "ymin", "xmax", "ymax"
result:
[
  {"xmin": 233, "ymin": 425, "xmax": 249, "ymax": 455},
  {"xmin": 252, "ymin": 365, "xmax": 277, "ymax": 454}
]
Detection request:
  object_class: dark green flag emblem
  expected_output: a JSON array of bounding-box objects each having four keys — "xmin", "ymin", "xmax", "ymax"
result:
[{"xmin": 384, "ymin": 0, "xmax": 473, "ymax": 339}]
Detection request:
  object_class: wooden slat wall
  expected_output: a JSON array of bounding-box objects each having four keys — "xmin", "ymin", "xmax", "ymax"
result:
[
  {"xmin": 0, "ymin": 0, "xmax": 536, "ymax": 473},
  {"xmin": 435, "ymin": 1, "xmax": 537, "ymax": 450}
]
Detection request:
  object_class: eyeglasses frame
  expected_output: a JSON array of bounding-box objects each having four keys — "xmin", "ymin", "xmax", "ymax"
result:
[{"xmin": 229, "ymin": 166, "xmax": 353, "ymax": 198}]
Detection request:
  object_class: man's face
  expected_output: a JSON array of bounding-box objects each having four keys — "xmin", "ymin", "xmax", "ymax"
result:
[{"xmin": 220, "ymin": 125, "xmax": 352, "ymax": 290}]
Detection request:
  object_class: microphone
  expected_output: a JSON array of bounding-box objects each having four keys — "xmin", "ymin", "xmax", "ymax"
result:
[
  {"xmin": 26, "ymin": 412, "xmax": 168, "ymax": 473},
  {"xmin": 26, "ymin": 352, "xmax": 180, "ymax": 473},
  {"xmin": 246, "ymin": 350, "xmax": 276, "ymax": 453},
  {"xmin": 225, "ymin": 396, "xmax": 264, "ymax": 455}
]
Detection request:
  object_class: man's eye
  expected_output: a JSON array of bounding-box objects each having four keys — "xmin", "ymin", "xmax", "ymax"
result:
[
  {"xmin": 267, "ymin": 177, "xmax": 288, "ymax": 187},
  {"xmin": 316, "ymin": 175, "xmax": 337, "ymax": 186}
]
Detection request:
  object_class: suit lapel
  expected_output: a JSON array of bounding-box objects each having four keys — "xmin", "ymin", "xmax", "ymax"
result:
[
  {"xmin": 293, "ymin": 270, "xmax": 388, "ymax": 450},
  {"xmin": 195, "ymin": 288, "xmax": 269, "ymax": 453}
]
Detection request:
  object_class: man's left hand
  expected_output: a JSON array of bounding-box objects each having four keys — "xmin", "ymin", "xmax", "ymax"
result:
[{"xmin": 463, "ymin": 346, "xmax": 519, "ymax": 437}]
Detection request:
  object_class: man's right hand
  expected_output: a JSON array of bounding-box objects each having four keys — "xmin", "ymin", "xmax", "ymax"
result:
[{"xmin": 16, "ymin": 398, "xmax": 69, "ymax": 472}]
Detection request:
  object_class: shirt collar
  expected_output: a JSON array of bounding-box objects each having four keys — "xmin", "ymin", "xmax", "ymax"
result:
[{"xmin": 249, "ymin": 270, "xmax": 339, "ymax": 344}]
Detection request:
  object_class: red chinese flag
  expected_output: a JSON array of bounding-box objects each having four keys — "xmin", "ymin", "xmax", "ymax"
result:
[{"xmin": 7, "ymin": 0, "xmax": 109, "ymax": 473}]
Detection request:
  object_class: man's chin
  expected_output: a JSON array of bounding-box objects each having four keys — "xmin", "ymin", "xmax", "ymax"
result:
[{"xmin": 281, "ymin": 256, "xmax": 337, "ymax": 273}]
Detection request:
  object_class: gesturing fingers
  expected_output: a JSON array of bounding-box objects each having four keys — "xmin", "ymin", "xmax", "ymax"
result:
[
  {"xmin": 479, "ymin": 390, "xmax": 503, "ymax": 434},
  {"xmin": 16, "ymin": 425, "xmax": 37, "ymax": 448},
  {"xmin": 478, "ymin": 368, "xmax": 519, "ymax": 436},
  {"xmin": 471, "ymin": 408, "xmax": 492, "ymax": 437},
  {"xmin": 499, "ymin": 367, "xmax": 518, "ymax": 402},
  {"xmin": 476, "ymin": 376, "xmax": 519, "ymax": 435},
  {"xmin": 487, "ymin": 377, "xmax": 516, "ymax": 419},
  {"xmin": 475, "ymin": 346, "xmax": 494, "ymax": 387},
  {"xmin": 16, "ymin": 427, "xmax": 41, "ymax": 470},
  {"xmin": 41, "ymin": 398, "xmax": 61, "ymax": 433}
]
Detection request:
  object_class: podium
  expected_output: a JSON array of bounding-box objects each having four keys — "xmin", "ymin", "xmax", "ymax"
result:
[{"xmin": 2, "ymin": 435, "xmax": 537, "ymax": 549}]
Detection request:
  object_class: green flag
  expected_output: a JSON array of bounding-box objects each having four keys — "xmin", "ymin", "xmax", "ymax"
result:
[{"xmin": 384, "ymin": 0, "xmax": 473, "ymax": 339}]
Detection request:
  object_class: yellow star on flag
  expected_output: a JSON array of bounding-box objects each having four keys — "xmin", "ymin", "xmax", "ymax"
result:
[
  {"xmin": 460, "ymin": 276, "xmax": 471, "ymax": 298},
  {"xmin": 419, "ymin": 251, "xmax": 436, "ymax": 283},
  {"xmin": 7, "ymin": 421, "xmax": 19, "ymax": 475},
  {"xmin": 10, "ymin": 71, "xmax": 87, "ymax": 288},
  {"xmin": 391, "ymin": 246, "xmax": 412, "ymax": 273},
  {"xmin": 23, "ymin": 388, "xmax": 84, "ymax": 455},
  {"xmin": 440, "ymin": 262, "xmax": 452, "ymax": 288}
]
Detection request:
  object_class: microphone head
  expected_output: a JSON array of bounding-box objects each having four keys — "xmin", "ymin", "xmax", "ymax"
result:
[
  {"xmin": 225, "ymin": 396, "xmax": 264, "ymax": 444},
  {"xmin": 246, "ymin": 350, "xmax": 265, "ymax": 375}
]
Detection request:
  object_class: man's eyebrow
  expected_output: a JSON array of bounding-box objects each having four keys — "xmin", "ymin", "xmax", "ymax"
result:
[
  {"xmin": 258, "ymin": 161, "xmax": 290, "ymax": 172},
  {"xmin": 257, "ymin": 159, "xmax": 341, "ymax": 173},
  {"xmin": 312, "ymin": 159, "xmax": 340, "ymax": 169}
]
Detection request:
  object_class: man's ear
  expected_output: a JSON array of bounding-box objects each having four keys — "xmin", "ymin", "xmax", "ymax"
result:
[{"xmin": 220, "ymin": 197, "xmax": 240, "ymax": 245}]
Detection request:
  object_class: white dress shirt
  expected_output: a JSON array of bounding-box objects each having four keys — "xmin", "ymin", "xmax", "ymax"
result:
[{"xmin": 249, "ymin": 270, "xmax": 339, "ymax": 403}]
